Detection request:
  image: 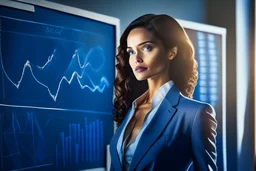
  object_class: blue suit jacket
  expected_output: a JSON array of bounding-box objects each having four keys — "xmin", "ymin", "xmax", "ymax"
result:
[{"xmin": 110, "ymin": 85, "xmax": 218, "ymax": 171}]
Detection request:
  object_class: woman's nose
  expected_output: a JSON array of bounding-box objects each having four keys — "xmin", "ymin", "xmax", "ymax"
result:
[{"xmin": 135, "ymin": 53, "xmax": 143, "ymax": 63}]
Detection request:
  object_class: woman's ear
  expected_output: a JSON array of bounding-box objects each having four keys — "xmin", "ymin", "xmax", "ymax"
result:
[{"xmin": 168, "ymin": 46, "xmax": 178, "ymax": 60}]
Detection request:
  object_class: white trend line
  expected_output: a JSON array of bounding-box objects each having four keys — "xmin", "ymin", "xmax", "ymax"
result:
[
  {"xmin": 35, "ymin": 46, "xmax": 106, "ymax": 75},
  {"xmin": 51, "ymin": 71, "xmax": 109, "ymax": 101},
  {"xmin": 37, "ymin": 49, "xmax": 56, "ymax": 69},
  {"xmin": 0, "ymin": 58, "xmax": 109, "ymax": 101},
  {"xmin": 73, "ymin": 46, "xmax": 105, "ymax": 72}
]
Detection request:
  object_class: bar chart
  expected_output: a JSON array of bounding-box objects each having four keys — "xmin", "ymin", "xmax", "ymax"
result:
[{"xmin": 56, "ymin": 118, "xmax": 104, "ymax": 168}]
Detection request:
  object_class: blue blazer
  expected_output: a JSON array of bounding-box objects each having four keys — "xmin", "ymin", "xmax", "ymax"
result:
[{"xmin": 110, "ymin": 85, "xmax": 218, "ymax": 171}]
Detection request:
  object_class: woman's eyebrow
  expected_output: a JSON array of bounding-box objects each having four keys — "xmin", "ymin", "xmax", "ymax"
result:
[{"xmin": 127, "ymin": 40, "xmax": 155, "ymax": 49}]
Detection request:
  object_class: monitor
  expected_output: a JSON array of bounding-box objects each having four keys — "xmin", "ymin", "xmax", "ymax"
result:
[{"xmin": 0, "ymin": 0, "xmax": 119, "ymax": 170}]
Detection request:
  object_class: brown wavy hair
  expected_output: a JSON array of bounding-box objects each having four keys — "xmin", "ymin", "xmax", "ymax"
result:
[{"xmin": 113, "ymin": 14, "xmax": 198, "ymax": 126}]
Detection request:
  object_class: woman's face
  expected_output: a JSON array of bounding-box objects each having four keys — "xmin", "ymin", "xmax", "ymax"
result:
[{"xmin": 127, "ymin": 27, "xmax": 171, "ymax": 81}]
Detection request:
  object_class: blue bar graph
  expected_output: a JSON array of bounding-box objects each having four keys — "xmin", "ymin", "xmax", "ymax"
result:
[
  {"xmin": 0, "ymin": 99, "xmax": 113, "ymax": 171},
  {"xmin": 56, "ymin": 145, "xmax": 58, "ymax": 168},
  {"xmin": 89, "ymin": 124, "xmax": 92, "ymax": 162},
  {"xmin": 61, "ymin": 132, "xmax": 65, "ymax": 167},
  {"xmin": 81, "ymin": 129, "xmax": 84, "ymax": 162},
  {"xmin": 56, "ymin": 118, "xmax": 104, "ymax": 168},
  {"xmin": 65, "ymin": 136, "xmax": 68, "ymax": 164},
  {"xmin": 76, "ymin": 144, "xmax": 79, "ymax": 164},
  {"xmin": 96, "ymin": 120, "xmax": 100, "ymax": 160}
]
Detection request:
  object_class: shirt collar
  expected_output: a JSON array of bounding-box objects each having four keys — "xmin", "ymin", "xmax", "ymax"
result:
[
  {"xmin": 133, "ymin": 90, "xmax": 148, "ymax": 109},
  {"xmin": 132, "ymin": 80, "xmax": 174, "ymax": 109}
]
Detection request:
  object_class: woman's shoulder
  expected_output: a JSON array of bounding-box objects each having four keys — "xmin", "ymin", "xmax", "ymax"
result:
[
  {"xmin": 177, "ymin": 94, "xmax": 217, "ymax": 131},
  {"xmin": 178, "ymin": 93, "xmax": 215, "ymax": 116}
]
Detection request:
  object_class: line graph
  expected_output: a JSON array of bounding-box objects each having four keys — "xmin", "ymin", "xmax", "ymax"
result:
[
  {"xmin": 0, "ymin": 46, "xmax": 110, "ymax": 102},
  {"xmin": 0, "ymin": 12, "xmax": 115, "ymax": 112}
]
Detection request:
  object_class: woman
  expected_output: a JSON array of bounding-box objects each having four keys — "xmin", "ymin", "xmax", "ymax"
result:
[{"xmin": 110, "ymin": 14, "xmax": 217, "ymax": 171}]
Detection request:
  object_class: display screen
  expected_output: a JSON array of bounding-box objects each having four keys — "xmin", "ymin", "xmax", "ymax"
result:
[{"xmin": 0, "ymin": 3, "xmax": 115, "ymax": 171}]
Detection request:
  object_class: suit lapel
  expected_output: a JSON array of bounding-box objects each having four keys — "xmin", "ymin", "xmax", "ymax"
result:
[{"xmin": 129, "ymin": 84, "xmax": 180, "ymax": 170}]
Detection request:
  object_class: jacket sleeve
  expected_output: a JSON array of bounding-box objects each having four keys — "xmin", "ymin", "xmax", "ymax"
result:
[{"xmin": 191, "ymin": 104, "xmax": 218, "ymax": 171}]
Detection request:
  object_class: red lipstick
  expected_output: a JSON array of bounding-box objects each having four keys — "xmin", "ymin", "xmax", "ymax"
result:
[{"xmin": 135, "ymin": 66, "xmax": 147, "ymax": 72}]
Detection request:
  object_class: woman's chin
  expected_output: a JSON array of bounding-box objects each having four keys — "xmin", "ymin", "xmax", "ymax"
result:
[{"xmin": 135, "ymin": 75, "xmax": 148, "ymax": 81}]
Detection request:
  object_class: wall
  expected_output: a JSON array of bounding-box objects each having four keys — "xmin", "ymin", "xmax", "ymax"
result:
[
  {"xmin": 207, "ymin": 0, "xmax": 255, "ymax": 170},
  {"xmin": 46, "ymin": 0, "xmax": 207, "ymax": 35},
  {"xmin": 236, "ymin": 0, "xmax": 255, "ymax": 170}
]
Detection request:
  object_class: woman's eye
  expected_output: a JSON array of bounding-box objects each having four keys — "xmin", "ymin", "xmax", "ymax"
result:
[
  {"xmin": 127, "ymin": 50, "xmax": 135, "ymax": 56},
  {"xmin": 142, "ymin": 45, "xmax": 152, "ymax": 51}
]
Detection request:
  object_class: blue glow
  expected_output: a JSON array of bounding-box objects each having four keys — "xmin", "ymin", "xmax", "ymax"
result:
[
  {"xmin": 200, "ymin": 94, "xmax": 208, "ymax": 101},
  {"xmin": 199, "ymin": 87, "xmax": 207, "ymax": 94},
  {"xmin": 208, "ymin": 42, "xmax": 216, "ymax": 49},
  {"xmin": 199, "ymin": 67, "xmax": 207, "ymax": 73},
  {"xmin": 194, "ymin": 31, "xmax": 220, "ymax": 105},
  {"xmin": 199, "ymin": 54, "xmax": 206, "ymax": 61},
  {"xmin": 199, "ymin": 61, "xmax": 207, "ymax": 66},
  {"xmin": 210, "ymin": 74, "xmax": 218, "ymax": 80},
  {"xmin": 207, "ymin": 34, "xmax": 215, "ymax": 41},
  {"xmin": 209, "ymin": 49, "xmax": 217, "ymax": 56},
  {"xmin": 199, "ymin": 48, "xmax": 206, "ymax": 54},
  {"xmin": 198, "ymin": 40, "xmax": 206, "ymax": 47},
  {"xmin": 210, "ymin": 67, "xmax": 218, "ymax": 73},
  {"xmin": 200, "ymin": 74, "xmax": 207, "ymax": 80},
  {"xmin": 199, "ymin": 80, "xmax": 207, "ymax": 86}
]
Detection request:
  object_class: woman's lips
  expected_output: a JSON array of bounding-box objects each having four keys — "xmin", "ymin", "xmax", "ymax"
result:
[{"xmin": 135, "ymin": 66, "xmax": 147, "ymax": 72}]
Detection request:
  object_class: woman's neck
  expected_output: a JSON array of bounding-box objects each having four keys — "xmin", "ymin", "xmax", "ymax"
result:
[{"xmin": 146, "ymin": 76, "xmax": 171, "ymax": 103}]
